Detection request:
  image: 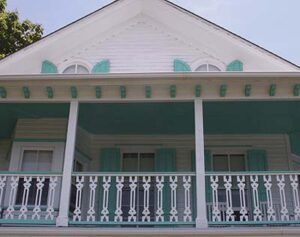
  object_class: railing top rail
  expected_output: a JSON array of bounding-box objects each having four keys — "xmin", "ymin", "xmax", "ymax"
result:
[
  {"xmin": 206, "ymin": 170, "xmax": 300, "ymax": 176},
  {"xmin": 0, "ymin": 171, "xmax": 62, "ymax": 176},
  {"xmin": 72, "ymin": 172, "xmax": 196, "ymax": 176}
]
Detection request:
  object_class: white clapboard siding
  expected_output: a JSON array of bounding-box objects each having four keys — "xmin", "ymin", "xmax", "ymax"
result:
[{"xmin": 14, "ymin": 118, "xmax": 68, "ymax": 140}]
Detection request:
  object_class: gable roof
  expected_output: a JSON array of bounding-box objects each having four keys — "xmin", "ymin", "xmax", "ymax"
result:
[{"xmin": 0, "ymin": 0, "xmax": 298, "ymax": 73}]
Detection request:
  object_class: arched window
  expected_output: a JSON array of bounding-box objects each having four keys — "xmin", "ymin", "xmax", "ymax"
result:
[
  {"xmin": 62, "ymin": 64, "xmax": 89, "ymax": 74},
  {"xmin": 196, "ymin": 64, "xmax": 221, "ymax": 72}
]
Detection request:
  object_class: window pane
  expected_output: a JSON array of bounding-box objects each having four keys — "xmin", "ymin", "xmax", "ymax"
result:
[
  {"xmin": 22, "ymin": 150, "xmax": 38, "ymax": 171},
  {"xmin": 140, "ymin": 153, "xmax": 155, "ymax": 172},
  {"xmin": 230, "ymin": 154, "xmax": 245, "ymax": 171},
  {"xmin": 123, "ymin": 153, "xmax": 138, "ymax": 171},
  {"xmin": 208, "ymin": 64, "xmax": 221, "ymax": 72},
  {"xmin": 38, "ymin": 150, "xmax": 53, "ymax": 171},
  {"xmin": 63, "ymin": 65, "xmax": 76, "ymax": 74},
  {"xmin": 213, "ymin": 154, "xmax": 229, "ymax": 171},
  {"xmin": 77, "ymin": 65, "xmax": 89, "ymax": 74},
  {"xmin": 196, "ymin": 64, "xmax": 208, "ymax": 72}
]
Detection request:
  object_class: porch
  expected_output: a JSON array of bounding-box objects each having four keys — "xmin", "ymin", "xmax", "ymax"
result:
[{"xmin": 0, "ymin": 101, "xmax": 300, "ymax": 228}]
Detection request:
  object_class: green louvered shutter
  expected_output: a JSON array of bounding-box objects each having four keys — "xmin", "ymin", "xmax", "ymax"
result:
[
  {"xmin": 41, "ymin": 60, "xmax": 58, "ymax": 73},
  {"xmin": 289, "ymin": 132, "xmax": 300, "ymax": 156},
  {"xmin": 226, "ymin": 60, "xmax": 243, "ymax": 71},
  {"xmin": 155, "ymin": 148, "xmax": 176, "ymax": 220},
  {"xmin": 99, "ymin": 148, "xmax": 121, "ymax": 221},
  {"xmin": 247, "ymin": 149, "xmax": 268, "ymax": 202},
  {"xmin": 173, "ymin": 59, "xmax": 191, "ymax": 72},
  {"xmin": 92, "ymin": 60, "xmax": 110, "ymax": 73}
]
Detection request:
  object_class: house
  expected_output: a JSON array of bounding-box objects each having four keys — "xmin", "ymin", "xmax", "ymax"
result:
[{"xmin": 0, "ymin": 0, "xmax": 300, "ymax": 236}]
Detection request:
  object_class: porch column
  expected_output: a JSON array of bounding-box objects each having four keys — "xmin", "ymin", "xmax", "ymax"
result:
[
  {"xmin": 56, "ymin": 101, "xmax": 79, "ymax": 227},
  {"xmin": 194, "ymin": 99, "xmax": 208, "ymax": 228}
]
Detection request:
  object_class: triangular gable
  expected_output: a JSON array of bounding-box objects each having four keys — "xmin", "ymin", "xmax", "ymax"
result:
[{"xmin": 0, "ymin": 0, "xmax": 298, "ymax": 74}]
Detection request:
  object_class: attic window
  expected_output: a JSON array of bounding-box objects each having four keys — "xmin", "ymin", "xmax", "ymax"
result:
[
  {"xmin": 196, "ymin": 64, "xmax": 221, "ymax": 72},
  {"xmin": 63, "ymin": 64, "xmax": 89, "ymax": 74}
]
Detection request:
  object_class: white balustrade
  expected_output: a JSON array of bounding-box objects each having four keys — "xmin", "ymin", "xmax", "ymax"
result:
[
  {"xmin": 71, "ymin": 173, "xmax": 195, "ymax": 224},
  {"xmin": 206, "ymin": 172, "xmax": 300, "ymax": 224},
  {"xmin": 0, "ymin": 173, "xmax": 61, "ymax": 223}
]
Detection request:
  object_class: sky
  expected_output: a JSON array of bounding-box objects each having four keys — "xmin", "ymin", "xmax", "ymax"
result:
[{"xmin": 6, "ymin": 0, "xmax": 300, "ymax": 66}]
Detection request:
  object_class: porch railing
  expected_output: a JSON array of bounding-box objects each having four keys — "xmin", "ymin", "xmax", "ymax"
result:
[
  {"xmin": 70, "ymin": 172, "xmax": 196, "ymax": 225},
  {"xmin": 0, "ymin": 172, "xmax": 62, "ymax": 225},
  {"xmin": 206, "ymin": 171, "xmax": 300, "ymax": 225}
]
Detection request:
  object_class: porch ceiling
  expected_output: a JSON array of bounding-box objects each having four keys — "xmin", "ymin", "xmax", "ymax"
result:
[
  {"xmin": 0, "ymin": 103, "xmax": 69, "ymax": 139},
  {"xmin": 78, "ymin": 101, "xmax": 300, "ymax": 135}
]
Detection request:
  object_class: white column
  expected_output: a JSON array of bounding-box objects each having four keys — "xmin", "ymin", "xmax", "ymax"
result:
[
  {"xmin": 56, "ymin": 101, "xmax": 79, "ymax": 227},
  {"xmin": 194, "ymin": 99, "xmax": 208, "ymax": 228}
]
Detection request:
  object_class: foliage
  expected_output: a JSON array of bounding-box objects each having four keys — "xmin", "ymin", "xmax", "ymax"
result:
[{"xmin": 0, "ymin": 0, "xmax": 43, "ymax": 59}]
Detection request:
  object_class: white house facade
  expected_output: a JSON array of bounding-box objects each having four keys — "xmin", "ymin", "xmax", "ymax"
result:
[{"xmin": 0, "ymin": 0, "xmax": 300, "ymax": 236}]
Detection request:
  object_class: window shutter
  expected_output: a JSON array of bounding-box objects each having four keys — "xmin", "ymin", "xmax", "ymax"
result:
[
  {"xmin": 226, "ymin": 60, "xmax": 243, "ymax": 71},
  {"xmin": 247, "ymin": 149, "xmax": 268, "ymax": 201},
  {"xmin": 289, "ymin": 132, "xmax": 300, "ymax": 156},
  {"xmin": 155, "ymin": 148, "xmax": 176, "ymax": 220},
  {"xmin": 173, "ymin": 59, "xmax": 191, "ymax": 72},
  {"xmin": 41, "ymin": 60, "xmax": 58, "ymax": 73},
  {"xmin": 92, "ymin": 60, "xmax": 110, "ymax": 73},
  {"xmin": 99, "ymin": 148, "xmax": 121, "ymax": 220}
]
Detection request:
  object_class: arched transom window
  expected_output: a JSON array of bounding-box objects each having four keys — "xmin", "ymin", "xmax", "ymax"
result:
[
  {"xmin": 63, "ymin": 64, "xmax": 89, "ymax": 74},
  {"xmin": 196, "ymin": 64, "xmax": 221, "ymax": 72}
]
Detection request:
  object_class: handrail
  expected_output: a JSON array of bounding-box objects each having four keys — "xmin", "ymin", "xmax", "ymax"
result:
[{"xmin": 0, "ymin": 171, "xmax": 62, "ymax": 176}]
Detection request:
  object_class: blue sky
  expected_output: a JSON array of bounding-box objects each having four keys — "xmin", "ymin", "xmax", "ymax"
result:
[{"xmin": 6, "ymin": 0, "xmax": 300, "ymax": 66}]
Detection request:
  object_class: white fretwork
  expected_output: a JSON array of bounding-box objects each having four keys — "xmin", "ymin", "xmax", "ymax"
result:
[
  {"xmin": 250, "ymin": 175, "xmax": 262, "ymax": 221},
  {"xmin": 32, "ymin": 176, "xmax": 45, "ymax": 220},
  {"xmin": 73, "ymin": 176, "xmax": 84, "ymax": 221},
  {"xmin": 237, "ymin": 175, "xmax": 248, "ymax": 221},
  {"xmin": 223, "ymin": 175, "xmax": 234, "ymax": 221},
  {"xmin": 101, "ymin": 176, "xmax": 111, "ymax": 222},
  {"xmin": 263, "ymin": 175, "xmax": 276, "ymax": 221},
  {"xmin": 45, "ymin": 176, "xmax": 58, "ymax": 220},
  {"xmin": 169, "ymin": 176, "xmax": 178, "ymax": 222},
  {"xmin": 142, "ymin": 176, "xmax": 151, "ymax": 222},
  {"xmin": 276, "ymin": 175, "xmax": 289, "ymax": 221},
  {"xmin": 128, "ymin": 176, "xmax": 137, "ymax": 222},
  {"xmin": 155, "ymin": 176, "xmax": 164, "ymax": 222},
  {"xmin": 290, "ymin": 175, "xmax": 300, "ymax": 220},
  {"xmin": 87, "ymin": 176, "xmax": 98, "ymax": 222},
  {"xmin": 211, "ymin": 175, "xmax": 221, "ymax": 222},
  {"xmin": 183, "ymin": 176, "xmax": 192, "ymax": 222},
  {"xmin": 0, "ymin": 176, "xmax": 7, "ymax": 214},
  {"xmin": 114, "ymin": 176, "xmax": 124, "ymax": 222}
]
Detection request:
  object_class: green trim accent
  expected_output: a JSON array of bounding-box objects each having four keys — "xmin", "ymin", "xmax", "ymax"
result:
[
  {"xmin": 220, "ymin": 84, "xmax": 227, "ymax": 97},
  {"xmin": 92, "ymin": 60, "xmax": 110, "ymax": 74},
  {"xmin": 145, "ymin": 85, "xmax": 152, "ymax": 98},
  {"xmin": 95, "ymin": 86, "xmax": 102, "ymax": 99},
  {"xmin": 41, "ymin": 60, "xmax": 58, "ymax": 74},
  {"xmin": 269, "ymin": 84, "xmax": 276, "ymax": 96},
  {"xmin": 173, "ymin": 59, "xmax": 191, "ymax": 72},
  {"xmin": 0, "ymin": 87, "xmax": 7, "ymax": 98},
  {"xmin": 206, "ymin": 170, "xmax": 300, "ymax": 175},
  {"xmin": 69, "ymin": 221, "xmax": 195, "ymax": 225},
  {"xmin": 14, "ymin": 138, "xmax": 65, "ymax": 143},
  {"xmin": 22, "ymin": 87, "xmax": 30, "ymax": 99},
  {"xmin": 170, "ymin": 85, "xmax": 177, "ymax": 98},
  {"xmin": 226, "ymin": 60, "xmax": 243, "ymax": 71},
  {"xmin": 120, "ymin": 86, "xmax": 126, "ymax": 98},
  {"xmin": 195, "ymin": 85, "xmax": 201, "ymax": 97},
  {"xmin": 294, "ymin": 84, "xmax": 300, "ymax": 96},
  {"xmin": 73, "ymin": 172, "xmax": 195, "ymax": 176},
  {"xmin": 46, "ymin": 86, "xmax": 54, "ymax": 99},
  {"xmin": 244, "ymin": 84, "xmax": 251, "ymax": 97},
  {"xmin": 71, "ymin": 86, "xmax": 78, "ymax": 98}
]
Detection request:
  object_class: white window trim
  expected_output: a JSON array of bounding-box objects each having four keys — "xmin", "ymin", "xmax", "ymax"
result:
[
  {"xmin": 59, "ymin": 60, "xmax": 92, "ymax": 74},
  {"xmin": 191, "ymin": 58, "xmax": 225, "ymax": 72}
]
